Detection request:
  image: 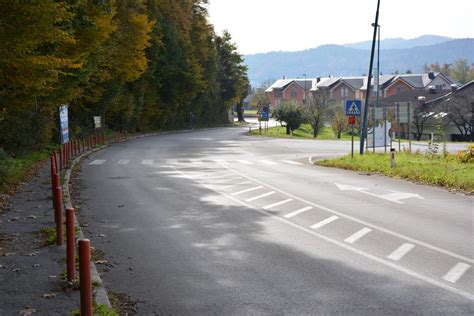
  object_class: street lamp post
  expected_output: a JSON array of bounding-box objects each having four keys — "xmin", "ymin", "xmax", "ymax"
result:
[{"xmin": 372, "ymin": 23, "xmax": 381, "ymax": 153}]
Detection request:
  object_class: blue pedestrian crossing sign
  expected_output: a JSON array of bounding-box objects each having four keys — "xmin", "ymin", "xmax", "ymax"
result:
[{"xmin": 345, "ymin": 100, "xmax": 362, "ymax": 116}]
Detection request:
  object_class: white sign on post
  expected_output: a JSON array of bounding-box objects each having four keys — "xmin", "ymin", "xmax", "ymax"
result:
[
  {"xmin": 367, "ymin": 122, "xmax": 391, "ymax": 148},
  {"xmin": 94, "ymin": 116, "xmax": 101, "ymax": 129},
  {"xmin": 59, "ymin": 105, "xmax": 69, "ymax": 144}
]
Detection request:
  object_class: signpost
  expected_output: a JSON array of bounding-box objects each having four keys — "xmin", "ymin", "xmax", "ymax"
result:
[
  {"xmin": 345, "ymin": 100, "xmax": 361, "ymax": 158},
  {"xmin": 59, "ymin": 105, "xmax": 69, "ymax": 145},
  {"xmin": 93, "ymin": 116, "xmax": 101, "ymax": 129},
  {"xmin": 258, "ymin": 103, "xmax": 270, "ymax": 133}
]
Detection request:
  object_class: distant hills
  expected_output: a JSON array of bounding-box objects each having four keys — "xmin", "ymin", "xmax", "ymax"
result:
[
  {"xmin": 244, "ymin": 36, "xmax": 474, "ymax": 86},
  {"xmin": 343, "ymin": 35, "xmax": 452, "ymax": 50}
]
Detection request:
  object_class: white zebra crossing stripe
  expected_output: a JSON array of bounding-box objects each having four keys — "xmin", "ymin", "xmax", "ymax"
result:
[
  {"xmin": 231, "ymin": 186, "xmax": 263, "ymax": 196},
  {"xmin": 310, "ymin": 216, "xmax": 339, "ymax": 229},
  {"xmin": 442, "ymin": 262, "xmax": 471, "ymax": 283},
  {"xmin": 387, "ymin": 243, "xmax": 415, "ymax": 261},
  {"xmin": 89, "ymin": 160, "xmax": 106, "ymax": 165},
  {"xmin": 141, "ymin": 160, "xmax": 153, "ymax": 165},
  {"xmin": 117, "ymin": 160, "xmax": 130, "ymax": 165},
  {"xmin": 236, "ymin": 160, "xmax": 253, "ymax": 165},
  {"xmin": 344, "ymin": 227, "xmax": 372, "ymax": 244},
  {"xmin": 282, "ymin": 160, "xmax": 302, "ymax": 165},
  {"xmin": 262, "ymin": 198, "xmax": 293, "ymax": 210},
  {"xmin": 284, "ymin": 206, "xmax": 313, "ymax": 219},
  {"xmin": 259, "ymin": 160, "xmax": 277, "ymax": 165},
  {"xmin": 245, "ymin": 191, "xmax": 276, "ymax": 202}
]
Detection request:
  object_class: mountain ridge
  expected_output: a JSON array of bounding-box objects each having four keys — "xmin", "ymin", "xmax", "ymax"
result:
[{"xmin": 244, "ymin": 38, "xmax": 474, "ymax": 85}]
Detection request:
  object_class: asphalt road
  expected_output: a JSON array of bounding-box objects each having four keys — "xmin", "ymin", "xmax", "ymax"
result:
[{"xmin": 77, "ymin": 125, "xmax": 473, "ymax": 315}]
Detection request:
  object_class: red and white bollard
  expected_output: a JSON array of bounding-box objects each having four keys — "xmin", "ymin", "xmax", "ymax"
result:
[
  {"xmin": 53, "ymin": 186, "xmax": 63, "ymax": 245},
  {"xmin": 66, "ymin": 208, "xmax": 76, "ymax": 282},
  {"xmin": 79, "ymin": 239, "xmax": 93, "ymax": 316}
]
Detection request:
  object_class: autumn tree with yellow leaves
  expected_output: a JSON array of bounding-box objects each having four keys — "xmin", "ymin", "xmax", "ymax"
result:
[{"xmin": 0, "ymin": 0, "xmax": 248, "ymax": 155}]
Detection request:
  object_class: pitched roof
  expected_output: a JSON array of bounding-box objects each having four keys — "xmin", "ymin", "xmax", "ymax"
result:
[
  {"xmin": 381, "ymin": 89, "xmax": 449, "ymax": 106},
  {"xmin": 265, "ymin": 79, "xmax": 294, "ymax": 92},
  {"xmin": 424, "ymin": 80, "xmax": 474, "ymax": 105},
  {"xmin": 293, "ymin": 79, "xmax": 313, "ymax": 91}
]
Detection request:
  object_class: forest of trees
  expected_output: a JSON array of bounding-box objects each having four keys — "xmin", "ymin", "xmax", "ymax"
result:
[{"xmin": 0, "ymin": 0, "xmax": 248, "ymax": 155}]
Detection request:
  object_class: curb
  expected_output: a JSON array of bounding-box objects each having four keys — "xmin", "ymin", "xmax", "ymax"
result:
[{"xmin": 63, "ymin": 144, "xmax": 112, "ymax": 308}]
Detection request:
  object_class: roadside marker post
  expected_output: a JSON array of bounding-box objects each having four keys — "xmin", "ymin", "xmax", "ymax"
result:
[
  {"xmin": 348, "ymin": 116, "xmax": 356, "ymax": 158},
  {"xmin": 79, "ymin": 239, "xmax": 93, "ymax": 316},
  {"xmin": 391, "ymin": 148, "xmax": 396, "ymax": 169},
  {"xmin": 54, "ymin": 186, "xmax": 64, "ymax": 245},
  {"xmin": 66, "ymin": 208, "xmax": 76, "ymax": 282}
]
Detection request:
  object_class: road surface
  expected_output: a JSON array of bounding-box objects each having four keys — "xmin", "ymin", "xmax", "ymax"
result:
[{"xmin": 76, "ymin": 125, "xmax": 473, "ymax": 314}]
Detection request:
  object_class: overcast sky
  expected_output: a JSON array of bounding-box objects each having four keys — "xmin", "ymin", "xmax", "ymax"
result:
[{"xmin": 208, "ymin": 0, "xmax": 474, "ymax": 55}]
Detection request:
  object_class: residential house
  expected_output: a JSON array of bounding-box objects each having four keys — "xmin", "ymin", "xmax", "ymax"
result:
[{"xmin": 266, "ymin": 78, "xmax": 314, "ymax": 108}]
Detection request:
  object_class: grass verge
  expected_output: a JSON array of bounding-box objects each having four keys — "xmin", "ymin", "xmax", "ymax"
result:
[
  {"xmin": 250, "ymin": 124, "xmax": 359, "ymax": 141},
  {"xmin": 0, "ymin": 149, "xmax": 53, "ymax": 194},
  {"xmin": 316, "ymin": 151, "xmax": 474, "ymax": 193}
]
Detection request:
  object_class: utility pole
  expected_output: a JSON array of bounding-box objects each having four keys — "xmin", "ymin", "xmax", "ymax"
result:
[{"xmin": 360, "ymin": 0, "xmax": 381, "ymax": 155}]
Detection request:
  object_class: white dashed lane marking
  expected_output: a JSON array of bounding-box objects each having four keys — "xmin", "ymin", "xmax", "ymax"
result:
[
  {"xmin": 245, "ymin": 191, "xmax": 276, "ymax": 202},
  {"xmin": 259, "ymin": 160, "xmax": 277, "ymax": 165},
  {"xmin": 387, "ymin": 243, "xmax": 415, "ymax": 261},
  {"xmin": 116, "ymin": 159, "xmax": 130, "ymax": 165},
  {"xmin": 141, "ymin": 159, "xmax": 153, "ymax": 165},
  {"xmin": 231, "ymin": 186, "xmax": 263, "ymax": 196},
  {"xmin": 284, "ymin": 206, "xmax": 313, "ymax": 219},
  {"xmin": 89, "ymin": 160, "xmax": 106, "ymax": 165},
  {"xmin": 282, "ymin": 160, "xmax": 302, "ymax": 165},
  {"xmin": 344, "ymin": 227, "xmax": 372, "ymax": 244},
  {"xmin": 220, "ymin": 181, "xmax": 251, "ymax": 190},
  {"xmin": 211, "ymin": 176, "xmax": 242, "ymax": 184},
  {"xmin": 443, "ymin": 262, "xmax": 471, "ymax": 283},
  {"xmin": 262, "ymin": 198, "xmax": 293, "ymax": 210},
  {"xmin": 236, "ymin": 159, "xmax": 253, "ymax": 165},
  {"xmin": 310, "ymin": 215, "xmax": 339, "ymax": 229}
]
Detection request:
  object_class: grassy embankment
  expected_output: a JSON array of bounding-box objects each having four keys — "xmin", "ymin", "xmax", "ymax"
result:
[
  {"xmin": 316, "ymin": 150, "xmax": 474, "ymax": 193},
  {"xmin": 251, "ymin": 124, "xmax": 359, "ymax": 141},
  {"xmin": 0, "ymin": 149, "xmax": 53, "ymax": 194}
]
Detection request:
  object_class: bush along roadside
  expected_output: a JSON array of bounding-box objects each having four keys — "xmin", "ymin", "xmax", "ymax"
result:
[{"xmin": 316, "ymin": 148, "xmax": 474, "ymax": 194}]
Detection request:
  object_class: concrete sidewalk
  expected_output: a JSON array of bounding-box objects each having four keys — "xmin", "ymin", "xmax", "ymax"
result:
[{"xmin": 0, "ymin": 162, "xmax": 79, "ymax": 315}]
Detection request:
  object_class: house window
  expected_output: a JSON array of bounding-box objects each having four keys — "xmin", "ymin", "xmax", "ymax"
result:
[
  {"xmin": 436, "ymin": 85, "xmax": 443, "ymax": 90},
  {"xmin": 397, "ymin": 86, "xmax": 405, "ymax": 93},
  {"xmin": 291, "ymin": 89, "xmax": 297, "ymax": 98},
  {"xmin": 275, "ymin": 90, "xmax": 283, "ymax": 98},
  {"xmin": 341, "ymin": 87, "xmax": 348, "ymax": 98}
]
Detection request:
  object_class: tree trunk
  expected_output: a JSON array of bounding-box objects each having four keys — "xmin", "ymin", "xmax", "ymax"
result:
[
  {"xmin": 236, "ymin": 101, "xmax": 245, "ymax": 122},
  {"xmin": 286, "ymin": 125, "xmax": 291, "ymax": 135},
  {"xmin": 337, "ymin": 131, "xmax": 341, "ymax": 139}
]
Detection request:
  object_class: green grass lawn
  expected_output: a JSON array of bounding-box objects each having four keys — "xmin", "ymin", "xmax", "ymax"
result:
[
  {"xmin": 316, "ymin": 151, "xmax": 474, "ymax": 193},
  {"xmin": 0, "ymin": 150, "xmax": 52, "ymax": 194},
  {"xmin": 251, "ymin": 124, "xmax": 359, "ymax": 141}
]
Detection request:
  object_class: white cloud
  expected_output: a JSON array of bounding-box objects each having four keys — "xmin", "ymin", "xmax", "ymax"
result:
[{"xmin": 208, "ymin": 0, "xmax": 474, "ymax": 54}]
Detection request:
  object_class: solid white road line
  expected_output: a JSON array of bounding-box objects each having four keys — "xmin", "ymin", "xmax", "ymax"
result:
[
  {"xmin": 231, "ymin": 186, "xmax": 263, "ymax": 196},
  {"xmin": 89, "ymin": 160, "xmax": 106, "ymax": 165},
  {"xmin": 263, "ymin": 198, "xmax": 293, "ymax": 210},
  {"xmin": 116, "ymin": 159, "xmax": 130, "ymax": 165},
  {"xmin": 171, "ymin": 166, "xmax": 474, "ymax": 301},
  {"xmin": 442, "ymin": 262, "xmax": 471, "ymax": 283},
  {"xmin": 259, "ymin": 160, "xmax": 277, "ymax": 165},
  {"xmin": 189, "ymin": 159, "xmax": 203, "ymax": 164},
  {"xmin": 157, "ymin": 171, "xmax": 180, "ymax": 174},
  {"xmin": 236, "ymin": 159, "xmax": 253, "ymax": 165},
  {"xmin": 310, "ymin": 215, "xmax": 339, "ymax": 229},
  {"xmin": 245, "ymin": 191, "xmax": 276, "ymax": 202},
  {"xmin": 282, "ymin": 160, "xmax": 302, "ymax": 165},
  {"xmin": 221, "ymin": 165, "xmax": 474, "ymax": 264},
  {"xmin": 344, "ymin": 227, "xmax": 372, "ymax": 244},
  {"xmin": 387, "ymin": 243, "xmax": 415, "ymax": 261},
  {"xmin": 220, "ymin": 181, "xmax": 251, "ymax": 190},
  {"xmin": 212, "ymin": 159, "xmax": 228, "ymax": 164},
  {"xmin": 141, "ymin": 159, "xmax": 153, "ymax": 165},
  {"xmin": 284, "ymin": 206, "xmax": 313, "ymax": 219}
]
